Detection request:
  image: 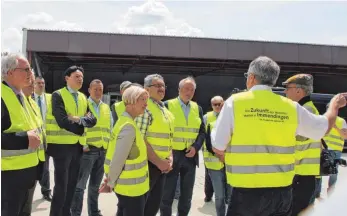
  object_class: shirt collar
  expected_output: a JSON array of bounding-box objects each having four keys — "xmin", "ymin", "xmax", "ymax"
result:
[
  {"xmin": 150, "ymin": 98, "xmax": 164, "ymax": 107},
  {"xmin": 88, "ymin": 97, "xmax": 102, "ymax": 106},
  {"xmin": 249, "ymin": 85, "xmax": 272, "ymax": 91},
  {"xmin": 67, "ymin": 86, "xmax": 78, "ymax": 94},
  {"xmin": 213, "ymin": 111, "xmax": 219, "ymax": 117},
  {"xmin": 178, "ymin": 96, "xmax": 190, "ymax": 107},
  {"xmin": 298, "ymin": 96, "xmax": 311, "ymax": 106},
  {"xmin": 4, "ymin": 81, "xmax": 22, "ymax": 95},
  {"xmin": 34, "ymin": 92, "xmax": 44, "ymax": 99}
]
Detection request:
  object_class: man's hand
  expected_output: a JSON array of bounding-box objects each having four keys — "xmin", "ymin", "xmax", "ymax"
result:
[
  {"xmin": 85, "ymin": 112, "xmax": 92, "ymax": 118},
  {"xmin": 216, "ymin": 152, "xmax": 225, "ymax": 163},
  {"xmin": 157, "ymin": 159, "xmax": 171, "ymax": 172},
  {"xmin": 185, "ymin": 146, "xmax": 196, "ymax": 158},
  {"xmin": 27, "ymin": 130, "xmax": 40, "ymax": 150},
  {"xmin": 330, "ymin": 93, "xmax": 347, "ymax": 109},
  {"xmin": 83, "ymin": 146, "xmax": 90, "ymax": 152},
  {"xmin": 213, "ymin": 147, "xmax": 224, "ymax": 156},
  {"xmin": 68, "ymin": 114, "xmax": 80, "ymax": 123},
  {"xmin": 98, "ymin": 178, "xmax": 112, "ymax": 193}
]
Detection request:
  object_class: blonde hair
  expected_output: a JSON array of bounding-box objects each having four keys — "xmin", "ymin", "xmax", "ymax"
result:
[
  {"xmin": 122, "ymin": 85, "xmax": 148, "ymax": 105},
  {"xmin": 211, "ymin": 95, "xmax": 223, "ymax": 103}
]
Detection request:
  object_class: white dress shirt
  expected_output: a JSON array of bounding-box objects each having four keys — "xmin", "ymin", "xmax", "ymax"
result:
[
  {"xmin": 211, "ymin": 85, "xmax": 329, "ymax": 151},
  {"xmin": 34, "ymin": 92, "xmax": 47, "ymax": 121}
]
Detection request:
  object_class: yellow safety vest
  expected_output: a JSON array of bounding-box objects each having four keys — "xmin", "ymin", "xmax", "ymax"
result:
[
  {"xmin": 1, "ymin": 83, "xmax": 39, "ymax": 171},
  {"xmin": 167, "ymin": 98, "xmax": 201, "ymax": 150},
  {"xmin": 26, "ymin": 97, "xmax": 46, "ymax": 162},
  {"xmin": 324, "ymin": 116, "xmax": 345, "ymax": 152},
  {"xmin": 46, "ymin": 87, "xmax": 87, "ymax": 145},
  {"xmin": 86, "ymin": 101, "xmax": 111, "ymax": 149},
  {"xmin": 146, "ymin": 99, "xmax": 175, "ymax": 159},
  {"xmin": 104, "ymin": 115, "xmax": 149, "ymax": 197},
  {"xmin": 203, "ymin": 112, "xmax": 224, "ymax": 170},
  {"xmin": 114, "ymin": 101, "xmax": 125, "ymax": 118},
  {"xmin": 225, "ymin": 90, "xmax": 298, "ymax": 188},
  {"xmin": 295, "ymin": 101, "xmax": 321, "ymax": 176}
]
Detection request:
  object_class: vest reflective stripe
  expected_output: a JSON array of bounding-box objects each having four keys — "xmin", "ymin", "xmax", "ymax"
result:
[
  {"xmin": 146, "ymin": 99, "xmax": 174, "ymax": 159},
  {"xmin": 203, "ymin": 112, "xmax": 224, "ymax": 170},
  {"xmin": 86, "ymin": 102, "xmax": 111, "ymax": 149},
  {"xmin": 114, "ymin": 101, "xmax": 125, "ymax": 117},
  {"xmin": 27, "ymin": 97, "xmax": 45, "ymax": 162},
  {"xmin": 1, "ymin": 83, "xmax": 39, "ymax": 171},
  {"xmin": 225, "ymin": 90, "xmax": 298, "ymax": 188},
  {"xmin": 295, "ymin": 101, "xmax": 321, "ymax": 176},
  {"xmin": 324, "ymin": 117, "xmax": 345, "ymax": 152},
  {"xmin": 46, "ymin": 88, "xmax": 87, "ymax": 145},
  {"xmin": 226, "ymin": 145, "xmax": 295, "ymax": 154},
  {"xmin": 226, "ymin": 164, "xmax": 295, "ymax": 174},
  {"xmin": 168, "ymin": 98, "xmax": 201, "ymax": 150},
  {"xmin": 104, "ymin": 116, "xmax": 149, "ymax": 197}
]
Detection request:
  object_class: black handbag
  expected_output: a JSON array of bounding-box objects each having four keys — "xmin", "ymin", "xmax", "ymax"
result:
[{"xmin": 320, "ymin": 139, "xmax": 346, "ymax": 176}]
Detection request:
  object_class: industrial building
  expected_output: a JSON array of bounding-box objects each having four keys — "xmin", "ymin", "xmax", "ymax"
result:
[{"xmin": 22, "ymin": 28, "xmax": 347, "ymax": 110}]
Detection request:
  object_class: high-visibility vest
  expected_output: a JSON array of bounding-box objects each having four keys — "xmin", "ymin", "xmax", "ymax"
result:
[
  {"xmin": 104, "ymin": 115, "xmax": 149, "ymax": 197},
  {"xmin": 167, "ymin": 98, "xmax": 201, "ymax": 150},
  {"xmin": 27, "ymin": 97, "xmax": 46, "ymax": 162},
  {"xmin": 203, "ymin": 112, "xmax": 224, "ymax": 170},
  {"xmin": 146, "ymin": 99, "xmax": 174, "ymax": 159},
  {"xmin": 46, "ymin": 87, "xmax": 87, "ymax": 145},
  {"xmin": 295, "ymin": 101, "xmax": 321, "ymax": 176},
  {"xmin": 1, "ymin": 83, "xmax": 39, "ymax": 171},
  {"xmin": 86, "ymin": 101, "xmax": 111, "ymax": 149},
  {"xmin": 225, "ymin": 90, "xmax": 298, "ymax": 188},
  {"xmin": 114, "ymin": 101, "xmax": 125, "ymax": 118},
  {"xmin": 324, "ymin": 116, "xmax": 345, "ymax": 152}
]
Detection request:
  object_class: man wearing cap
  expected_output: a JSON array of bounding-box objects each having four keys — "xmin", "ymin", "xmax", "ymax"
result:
[
  {"xmin": 46, "ymin": 66, "xmax": 97, "ymax": 216},
  {"xmin": 282, "ymin": 74, "xmax": 322, "ymax": 216}
]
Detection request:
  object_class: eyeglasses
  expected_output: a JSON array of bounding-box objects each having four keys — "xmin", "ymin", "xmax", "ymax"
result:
[
  {"xmin": 14, "ymin": 67, "xmax": 33, "ymax": 73},
  {"xmin": 212, "ymin": 103, "xmax": 221, "ymax": 107},
  {"xmin": 244, "ymin": 73, "xmax": 249, "ymax": 78},
  {"xmin": 149, "ymin": 84, "xmax": 167, "ymax": 89}
]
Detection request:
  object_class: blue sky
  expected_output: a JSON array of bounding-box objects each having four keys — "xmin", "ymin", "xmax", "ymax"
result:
[{"xmin": 1, "ymin": 0, "xmax": 347, "ymax": 52}]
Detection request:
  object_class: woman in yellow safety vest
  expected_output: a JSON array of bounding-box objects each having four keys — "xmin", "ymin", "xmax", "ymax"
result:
[{"xmin": 99, "ymin": 85, "xmax": 150, "ymax": 216}]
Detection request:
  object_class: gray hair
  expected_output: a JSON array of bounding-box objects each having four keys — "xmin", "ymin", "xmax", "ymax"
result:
[
  {"xmin": 1, "ymin": 53, "xmax": 27, "ymax": 79},
  {"xmin": 144, "ymin": 74, "xmax": 164, "ymax": 87},
  {"xmin": 211, "ymin": 96, "xmax": 224, "ymax": 103},
  {"xmin": 247, "ymin": 56, "xmax": 280, "ymax": 86},
  {"xmin": 297, "ymin": 84, "xmax": 313, "ymax": 96},
  {"xmin": 122, "ymin": 85, "xmax": 148, "ymax": 105},
  {"xmin": 179, "ymin": 76, "xmax": 196, "ymax": 89}
]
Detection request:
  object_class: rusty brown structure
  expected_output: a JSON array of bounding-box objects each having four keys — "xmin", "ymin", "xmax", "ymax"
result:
[{"xmin": 23, "ymin": 28, "xmax": 347, "ymax": 110}]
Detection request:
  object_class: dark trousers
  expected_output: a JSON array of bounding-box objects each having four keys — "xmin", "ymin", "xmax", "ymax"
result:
[
  {"xmin": 1, "ymin": 167, "xmax": 37, "ymax": 216},
  {"xmin": 39, "ymin": 153, "xmax": 51, "ymax": 195},
  {"xmin": 47, "ymin": 144, "xmax": 82, "ymax": 216},
  {"xmin": 160, "ymin": 150, "xmax": 196, "ymax": 216},
  {"xmin": 71, "ymin": 148, "xmax": 105, "ymax": 216},
  {"xmin": 227, "ymin": 186, "xmax": 293, "ymax": 216},
  {"xmin": 144, "ymin": 162, "xmax": 167, "ymax": 216},
  {"xmin": 204, "ymin": 166, "xmax": 214, "ymax": 199},
  {"xmin": 21, "ymin": 181, "xmax": 37, "ymax": 216},
  {"xmin": 116, "ymin": 193, "xmax": 147, "ymax": 216},
  {"xmin": 291, "ymin": 175, "xmax": 316, "ymax": 216}
]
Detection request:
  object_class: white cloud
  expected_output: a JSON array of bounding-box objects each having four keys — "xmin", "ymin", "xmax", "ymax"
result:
[
  {"xmin": 1, "ymin": 12, "xmax": 83, "ymax": 52},
  {"xmin": 114, "ymin": 0, "xmax": 204, "ymax": 37}
]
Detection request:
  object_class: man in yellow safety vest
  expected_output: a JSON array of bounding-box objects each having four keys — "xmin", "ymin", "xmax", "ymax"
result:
[
  {"xmin": 211, "ymin": 56, "xmax": 346, "ymax": 216},
  {"xmin": 282, "ymin": 74, "xmax": 322, "ymax": 215}
]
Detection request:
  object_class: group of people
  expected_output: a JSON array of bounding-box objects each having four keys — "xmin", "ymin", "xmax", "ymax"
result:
[{"xmin": 1, "ymin": 52, "xmax": 347, "ymax": 216}]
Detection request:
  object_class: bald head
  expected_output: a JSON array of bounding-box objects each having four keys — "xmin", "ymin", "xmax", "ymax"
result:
[{"xmin": 88, "ymin": 79, "xmax": 104, "ymax": 103}]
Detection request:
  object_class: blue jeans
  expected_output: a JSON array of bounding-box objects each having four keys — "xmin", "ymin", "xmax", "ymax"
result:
[
  {"xmin": 71, "ymin": 148, "xmax": 105, "ymax": 216},
  {"xmin": 175, "ymin": 177, "xmax": 181, "ymax": 199},
  {"xmin": 208, "ymin": 168, "xmax": 232, "ymax": 216},
  {"xmin": 309, "ymin": 177, "xmax": 322, "ymax": 204},
  {"xmin": 328, "ymin": 150, "xmax": 342, "ymax": 188},
  {"xmin": 160, "ymin": 150, "xmax": 196, "ymax": 216}
]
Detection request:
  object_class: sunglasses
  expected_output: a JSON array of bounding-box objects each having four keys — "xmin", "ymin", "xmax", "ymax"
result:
[{"xmin": 212, "ymin": 103, "xmax": 221, "ymax": 107}]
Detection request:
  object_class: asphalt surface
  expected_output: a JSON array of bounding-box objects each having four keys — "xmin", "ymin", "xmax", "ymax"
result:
[{"xmin": 31, "ymin": 152, "xmax": 347, "ymax": 216}]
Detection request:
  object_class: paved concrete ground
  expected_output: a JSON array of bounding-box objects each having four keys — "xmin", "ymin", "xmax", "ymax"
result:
[{"xmin": 31, "ymin": 153, "xmax": 347, "ymax": 216}]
